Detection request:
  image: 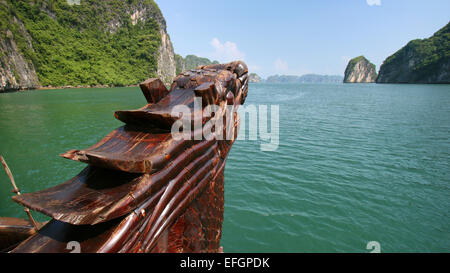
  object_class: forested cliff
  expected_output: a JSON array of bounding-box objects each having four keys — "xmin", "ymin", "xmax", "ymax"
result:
[{"xmin": 0, "ymin": 0, "xmax": 176, "ymax": 92}]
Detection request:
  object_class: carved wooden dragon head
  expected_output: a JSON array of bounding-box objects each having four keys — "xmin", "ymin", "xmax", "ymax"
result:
[{"xmin": 10, "ymin": 61, "xmax": 249, "ymax": 253}]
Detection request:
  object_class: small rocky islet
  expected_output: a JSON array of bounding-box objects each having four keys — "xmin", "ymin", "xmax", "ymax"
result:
[
  {"xmin": 248, "ymin": 73, "xmax": 262, "ymax": 83},
  {"xmin": 343, "ymin": 56, "xmax": 377, "ymax": 83}
]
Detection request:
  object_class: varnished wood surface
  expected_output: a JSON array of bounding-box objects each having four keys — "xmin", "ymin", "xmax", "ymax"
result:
[
  {"xmin": 9, "ymin": 61, "xmax": 249, "ymax": 252},
  {"xmin": 11, "ymin": 218, "xmax": 123, "ymax": 253},
  {"xmin": 61, "ymin": 125, "xmax": 195, "ymax": 174},
  {"xmin": 14, "ymin": 140, "xmax": 216, "ymax": 225},
  {"xmin": 0, "ymin": 217, "xmax": 37, "ymax": 252},
  {"xmin": 139, "ymin": 78, "xmax": 170, "ymax": 104}
]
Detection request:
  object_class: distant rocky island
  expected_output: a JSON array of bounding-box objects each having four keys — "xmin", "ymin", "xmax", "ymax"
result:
[
  {"xmin": 377, "ymin": 22, "xmax": 449, "ymax": 83},
  {"xmin": 248, "ymin": 73, "xmax": 261, "ymax": 83},
  {"xmin": 343, "ymin": 56, "xmax": 377, "ymax": 83},
  {"xmin": 175, "ymin": 54, "xmax": 219, "ymax": 74},
  {"xmin": 265, "ymin": 74, "xmax": 343, "ymax": 83}
]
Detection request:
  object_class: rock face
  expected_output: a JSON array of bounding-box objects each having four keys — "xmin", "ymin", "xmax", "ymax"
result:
[
  {"xmin": 127, "ymin": 1, "xmax": 176, "ymax": 85},
  {"xmin": 0, "ymin": 0, "xmax": 176, "ymax": 92},
  {"xmin": 248, "ymin": 73, "xmax": 261, "ymax": 83},
  {"xmin": 377, "ymin": 22, "xmax": 449, "ymax": 84},
  {"xmin": 0, "ymin": 25, "xmax": 40, "ymax": 92},
  {"xmin": 156, "ymin": 26, "xmax": 176, "ymax": 85},
  {"xmin": 343, "ymin": 56, "xmax": 377, "ymax": 83}
]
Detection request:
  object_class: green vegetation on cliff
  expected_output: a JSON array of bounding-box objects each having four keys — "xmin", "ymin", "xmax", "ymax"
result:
[
  {"xmin": 343, "ymin": 56, "xmax": 377, "ymax": 83},
  {"xmin": 175, "ymin": 54, "xmax": 218, "ymax": 74},
  {"xmin": 347, "ymin": 56, "xmax": 376, "ymax": 74},
  {"xmin": 183, "ymin": 55, "xmax": 219, "ymax": 70},
  {"xmin": 0, "ymin": 0, "xmax": 162, "ymax": 87},
  {"xmin": 174, "ymin": 54, "xmax": 184, "ymax": 75},
  {"xmin": 377, "ymin": 22, "xmax": 450, "ymax": 83}
]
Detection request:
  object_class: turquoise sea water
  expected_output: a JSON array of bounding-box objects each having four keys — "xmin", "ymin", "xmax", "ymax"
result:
[{"xmin": 0, "ymin": 83, "xmax": 449, "ymax": 252}]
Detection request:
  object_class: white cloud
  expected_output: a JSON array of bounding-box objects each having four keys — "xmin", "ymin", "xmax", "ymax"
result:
[
  {"xmin": 248, "ymin": 64, "xmax": 261, "ymax": 72},
  {"xmin": 366, "ymin": 0, "xmax": 381, "ymax": 6},
  {"xmin": 208, "ymin": 38, "xmax": 245, "ymax": 62},
  {"xmin": 274, "ymin": 58, "xmax": 289, "ymax": 71}
]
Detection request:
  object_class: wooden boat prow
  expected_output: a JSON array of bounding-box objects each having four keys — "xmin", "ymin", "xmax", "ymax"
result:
[
  {"xmin": 0, "ymin": 217, "xmax": 39, "ymax": 252},
  {"xmin": 2, "ymin": 61, "xmax": 249, "ymax": 253}
]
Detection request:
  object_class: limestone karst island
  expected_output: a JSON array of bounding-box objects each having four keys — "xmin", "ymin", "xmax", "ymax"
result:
[
  {"xmin": 376, "ymin": 22, "xmax": 449, "ymax": 84},
  {"xmin": 343, "ymin": 22, "xmax": 449, "ymax": 84},
  {"xmin": 343, "ymin": 56, "xmax": 378, "ymax": 83},
  {"xmin": 0, "ymin": 1, "xmax": 220, "ymax": 92}
]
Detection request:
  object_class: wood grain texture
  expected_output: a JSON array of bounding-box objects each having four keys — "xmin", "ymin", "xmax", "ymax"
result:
[
  {"xmin": 60, "ymin": 125, "xmax": 195, "ymax": 174},
  {"xmin": 14, "ymin": 140, "xmax": 215, "ymax": 225},
  {"xmin": 139, "ymin": 78, "xmax": 170, "ymax": 104},
  {"xmin": 0, "ymin": 218, "xmax": 38, "ymax": 252}
]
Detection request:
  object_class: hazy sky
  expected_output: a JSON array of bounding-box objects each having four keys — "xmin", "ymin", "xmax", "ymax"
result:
[{"xmin": 157, "ymin": 0, "xmax": 449, "ymax": 78}]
